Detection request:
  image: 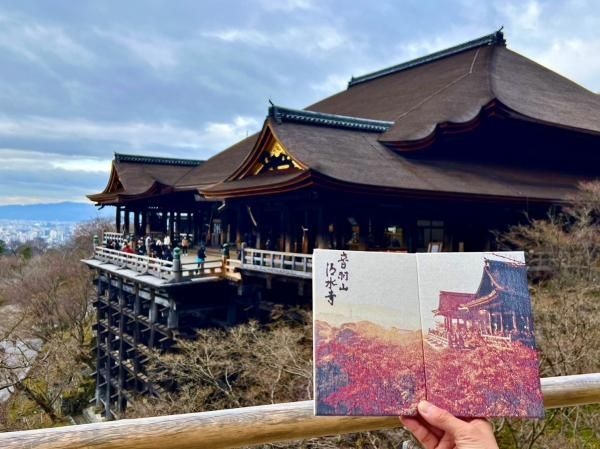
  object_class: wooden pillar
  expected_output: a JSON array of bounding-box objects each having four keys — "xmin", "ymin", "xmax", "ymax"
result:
[
  {"xmin": 168, "ymin": 211, "xmax": 174, "ymax": 241},
  {"xmin": 133, "ymin": 284, "xmax": 141, "ymax": 391},
  {"xmin": 134, "ymin": 211, "xmax": 140, "ymax": 236},
  {"xmin": 235, "ymin": 205, "xmax": 243, "ymax": 246},
  {"xmin": 167, "ymin": 298, "xmax": 178, "ymax": 329},
  {"xmin": 105, "ymin": 274, "xmax": 113, "ymax": 419},
  {"xmin": 117, "ymin": 278, "xmax": 126, "ymax": 412},
  {"xmin": 141, "ymin": 211, "xmax": 148, "ymax": 235},
  {"xmin": 161, "ymin": 210, "xmax": 168, "ymax": 234},
  {"xmin": 124, "ymin": 209, "xmax": 130, "ymax": 235},
  {"xmin": 115, "ymin": 206, "xmax": 121, "ymax": 233},
  {"xmin": 316, "ymin": 206, "xmax": 327, "ymax": 249},
  {"xmin": 95, "ymin": 272, "xmax": 103, "ymax": 407},
  {"xmin": 255, "ymin": 207, "xmax": 262, "ymax": 249},
  {"xmin": 302, "ymin": 209, "xmax": 309, "ymax": 254},
  {"xmin": 279, "ymin": 207, "xmax": 285, "ymax": 251},
  {"xmin": 284, "ymin": 206, "xmax": 292, "ymax": 253},
  {"xmin": 149, "ymin": 290, "xmax": 157, "ymax": 349}
]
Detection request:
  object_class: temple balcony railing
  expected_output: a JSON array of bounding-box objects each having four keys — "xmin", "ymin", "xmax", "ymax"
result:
[
  {"xmin": 89, "ymin": 241, "xmax": 314, "ymax": 284},
  {"xmin": 1, "ymin": 373, "xmax": 599, "ymax": 449},
  {"xmin": 239, "ymin": 247, "xmax": 313, "ymax": 279},
  {"xmin": 102, "ymin": 231, "xmax": 129, "ymax": 247}
]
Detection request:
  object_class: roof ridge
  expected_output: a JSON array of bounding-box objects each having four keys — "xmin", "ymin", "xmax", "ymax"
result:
[
  {"xmin": 269, "ymin": 104, "xmax": 393, "ymax": 132},
  {"xmin": 348, "ymin": 29, "xmax": 506, "ymax": 88},
  {"xmin": 114, "ymin": 153, "xmax": 204, "ymax": 166}
]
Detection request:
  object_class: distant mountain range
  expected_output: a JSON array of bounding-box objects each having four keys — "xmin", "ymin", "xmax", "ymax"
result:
[{"xmin": 0, "ymin": 202, "xmax": 113, "ymax": 222}]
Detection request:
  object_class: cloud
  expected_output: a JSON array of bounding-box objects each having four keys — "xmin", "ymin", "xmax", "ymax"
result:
[
  {"xmin": 0, "ymin": 11, "xmax": 95, "ymax": 68},
  {"xmin": 94, "ymin": 29, "xmax": 179, "ymax": 70},
  {"xmin": 536, "ymin": 38, "xmax": 600, "ymax": 90},
  {"xmin": 498, "ymin": 1, "xmax": 541, "ymax": 33},
  {"xmin": 310, "ymin": 73, "xmax": 349, "ymax": 96},
  {"xmin": 203, "ymin": 25, "xmax": 348, "ymax": 54},
  {"xmin": 257, "ymin": 0, "xmax": 316, "ymax": 12},
  {"xmin": 0, "ymin": 115, "xmax": 261, "ymax": 156}
]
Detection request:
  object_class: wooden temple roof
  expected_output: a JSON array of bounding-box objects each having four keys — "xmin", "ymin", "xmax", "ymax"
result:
[
  {"xmin": 88, "ymin": 153, "xmax": 204, "ymax": 204},
  {"xmin": 89, "ymin": 30, "xmax": 600, "ymax": 205}
]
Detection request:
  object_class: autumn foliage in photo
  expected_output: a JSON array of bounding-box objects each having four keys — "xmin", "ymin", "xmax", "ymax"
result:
[
  {"xmin": 315, "ymin": 320, "xmax": 425, "ymax": 416},
  {"xmin": 424, "ymin": 342, "xmax": 544, "ymax": 418}
]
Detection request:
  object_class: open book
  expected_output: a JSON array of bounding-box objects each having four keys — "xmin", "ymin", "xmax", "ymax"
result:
[{"xmin": 313, "ymin": 250, "xmax": 544, "ymax": 418}]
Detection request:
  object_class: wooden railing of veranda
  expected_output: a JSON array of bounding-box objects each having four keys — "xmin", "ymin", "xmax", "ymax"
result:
[{"xmin": 1, "ymin": 373, "xmax": 599, "ymax": 449}]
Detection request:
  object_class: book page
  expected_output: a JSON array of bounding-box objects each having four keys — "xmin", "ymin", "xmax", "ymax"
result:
[
  {"xmin": 416, "ymin": 252, "xmax": 544, "ymax": 417},
  {"xmin": 313, "ymin": 249, "xmax": 425, "ymax": 415}
]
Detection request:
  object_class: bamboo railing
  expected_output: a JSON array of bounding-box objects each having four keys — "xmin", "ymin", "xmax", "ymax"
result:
[{"xmin": 1, "ymin": 373, "xmax": 599, "ymax": 449}]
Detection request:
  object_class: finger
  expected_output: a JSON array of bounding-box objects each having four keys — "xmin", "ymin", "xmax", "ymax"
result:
[
  {"xmin": 417, "ymin": 401, "xmax": 466, "ymax": 435},
  {"xmin": 436, "ymin": 432, "xmax": 457, "ymax": 449},
  {"xmin": 416, "ymin": 414, "xmax": 444, "ymax": 439},
  {"xmin": 400, "ymin": 416, "xmax": 440, "ymax": 449}
]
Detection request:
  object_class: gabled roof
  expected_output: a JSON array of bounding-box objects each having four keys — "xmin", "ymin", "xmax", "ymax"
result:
[
  {"xmin": 307, "ymin": 30, "xmax": 600, "ymax": 149},
  {"xmin": 88, "ymin": 153, "xmax": 204, "ymax": 205},
  {"xmin": 201, "ymin": 118, "xmax": 593, "ymax": 201},
  {"xmin": 90, "ymin": 30, "xmax": 600, "ymax": 204},
  {"xmin": 348, "ymin": 29, "xmax": 506, "ymax": 87}
]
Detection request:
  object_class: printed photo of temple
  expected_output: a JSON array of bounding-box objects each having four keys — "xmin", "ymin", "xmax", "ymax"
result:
[
  {"xmin": 428, "ymin": 257, "xmax": 534, "ymax": 350},
  {"xmin": 83, "ymin": 29, "xmax": 600, "ymax": 418}
]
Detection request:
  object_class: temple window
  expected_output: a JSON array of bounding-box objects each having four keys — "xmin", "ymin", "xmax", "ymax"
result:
[{"xmin": 417, "ymin": 219, "xmax": 444, "ymax": 252}]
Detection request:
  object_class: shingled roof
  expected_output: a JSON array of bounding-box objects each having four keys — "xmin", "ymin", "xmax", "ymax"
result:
[
  {"xmin": 198, "ymin": 30, "xmax": 600, "ymax": 200},
  {"xmin": 308, "ymin": 30, "xmax": 600, "ymax": 147},
  {"xmin": 88, "ymin": 153, "xmax": 203, "ymax": 204},
  {"xmin": 90, "ymin": 30, "xmax": 600, "ymax": 204}
]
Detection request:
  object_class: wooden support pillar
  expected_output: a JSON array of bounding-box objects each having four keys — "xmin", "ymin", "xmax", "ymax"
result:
[
  {"xmin": 95, "ymin": 272, "xmax": 103, "ymax": 407},
  {"xmin": 167, "ymin": 298, "xmax": 178, "ymax": 329},
  {"xmin": 133, "ymin": 284, "xmax": 141, "ymax": 391},
  {"xmin": 187, "ymin": 212, "xmax": 193, "ymax": 235},
  {"xmin": 105, "ymin": 274, "xmax": 113, "ymax": 420},
  {"xmin": 316, "ymin": 206, "xmax": 327, "ymax": 249},
  {"xmin": 168, "ymin": 211, "xmax": 175, "ymax": 241},
  {"xmin": 235, "ymin": 205, "xmax": 243, "ymax": 246},
  {"xmin": 117, "ymin": 278, "xmax": 126, "ymax": 412},
  {"xmin": 279, "ymin": 207, "xmax": 285, "ymax": 252},
  {"xmin": 141, "ymin": 211, "xmax": 148, "ymax": 235},
  {"xmin": 124, "ymin": 209, "xmax": 130, "ymax": 235},
  {"xmin": 134, "ymin": 211, "xmax": 141, "ymax": 236},
  {"xmin": 149, "ymin": 290, "xmax": 157, "ymax": 349},
  {"xmin": 302, "ymin": 209, "xmax": 309, "ymax": 254},
  {"xmin": 255, "ymin": 208, "xmax": 262, "ymax": 249},
  {"xmin": 284, "ymin": 206, "xmax": 292, "ymax": 253},
  {"xmin": 115, "ymin": 206, "xmax": 121, "ymax": 233}
]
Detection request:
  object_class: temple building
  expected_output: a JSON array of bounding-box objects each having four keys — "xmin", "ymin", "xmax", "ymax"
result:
[
  {"xmin": 431, "ymin": 258, "xmax": 534, "ymax": 349},
  {"xmin": 84, "ymin": 29, "xmax": 600, "ymax": 418}
]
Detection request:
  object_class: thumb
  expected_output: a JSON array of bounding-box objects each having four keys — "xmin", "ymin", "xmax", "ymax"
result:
[{"xmin": 417, "ymin": 401, "xmax": 466, "ymax": 434}]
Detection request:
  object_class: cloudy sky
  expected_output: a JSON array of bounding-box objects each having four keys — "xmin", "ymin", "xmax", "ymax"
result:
[{"xmin": 1, "ymin": 0, "xmax": 599, "ymax": 205}]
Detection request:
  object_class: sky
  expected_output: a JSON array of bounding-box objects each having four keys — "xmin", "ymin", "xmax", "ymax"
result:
[{"xmin": 1, "ymin": 0, "xmax": 599, "ymax": 205}]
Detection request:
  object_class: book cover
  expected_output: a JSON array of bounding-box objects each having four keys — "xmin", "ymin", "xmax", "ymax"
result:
[{"xmin": 313, "ymin": 250, "xmax": 544, "ymax": 418}]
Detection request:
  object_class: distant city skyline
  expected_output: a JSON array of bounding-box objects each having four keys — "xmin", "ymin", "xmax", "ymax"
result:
[{"xmin": 1, "ymin": 0, "xmax": 599, "ymax": 205}]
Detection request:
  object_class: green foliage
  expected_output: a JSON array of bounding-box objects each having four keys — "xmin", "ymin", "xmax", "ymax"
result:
[
  {"xmin": 0, "ymin": 239, "xmax": 5, "ymax": 255},
  {"xmin": 20, "ymin": 246, "xmax": 32, "ymax": 260},
  {"xmin": 61, "ymin": 378, "xmax": 96, "ymax": 416}
]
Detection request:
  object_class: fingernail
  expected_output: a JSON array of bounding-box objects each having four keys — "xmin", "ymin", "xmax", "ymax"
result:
[{"xmin": 418, "ymin": 401, "xmax": 431, "ymax": 415}]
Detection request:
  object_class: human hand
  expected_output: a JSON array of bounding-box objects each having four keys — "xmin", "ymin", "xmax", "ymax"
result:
[{"xmin": 400, "ymin": 401, "xmax": 499, "ymax": 449}]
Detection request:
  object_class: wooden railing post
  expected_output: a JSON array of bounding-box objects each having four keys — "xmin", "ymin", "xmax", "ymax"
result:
[{"xmin": 172, "ymin": 248, "xmax": 182, "ymax": 282}]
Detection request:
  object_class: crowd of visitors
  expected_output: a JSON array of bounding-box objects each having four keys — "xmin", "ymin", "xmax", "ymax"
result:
[{"xmin": 104, "ymin": 233, "xmax": 206, "ymax": 263}]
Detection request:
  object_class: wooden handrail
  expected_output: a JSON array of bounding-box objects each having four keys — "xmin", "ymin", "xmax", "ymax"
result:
[{"xmin": 1, "ymin": 373, "xmax": 599, "ymax": 449}]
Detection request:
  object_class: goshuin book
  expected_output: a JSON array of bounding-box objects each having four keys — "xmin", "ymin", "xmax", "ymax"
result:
[{"xmin": 313, "ymin": 250, "xmax": 544, "ymax": 418}]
